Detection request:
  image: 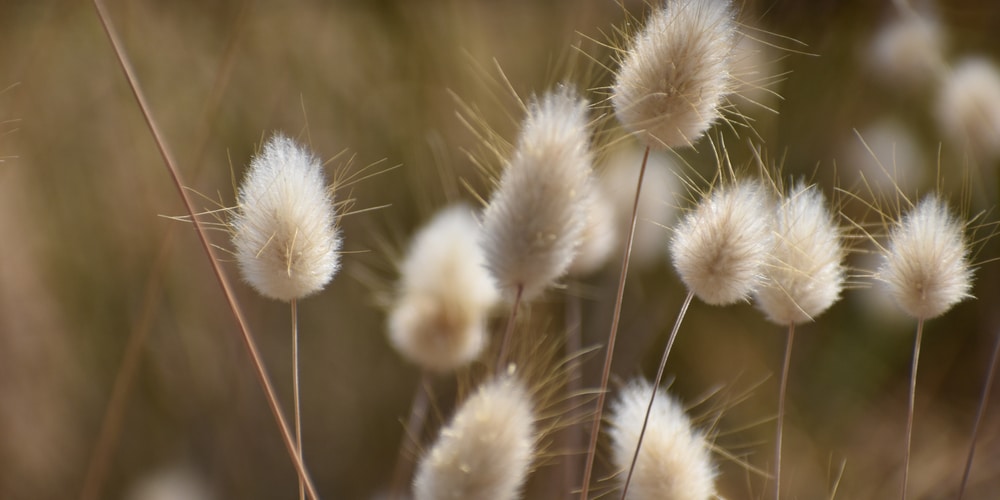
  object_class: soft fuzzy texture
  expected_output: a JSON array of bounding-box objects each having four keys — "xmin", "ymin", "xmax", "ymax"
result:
[
  {"xmin": 609, "ymin": 379, "xmax": 716, "ymax": 500},
  {"xmin": 869, "ymin": 11, "xmax": 944, "ymax": 89},
  {"xmin": 230, "ymin": 134, "xmax": 341, "ymax": 301},
  {"xmin": 568, "ymin": 182, "xmax": 618, "ymax": 276},
  {"xmin": 602, "ymin": 145, "xmax": 680, "ymax": 270},
  {"xmin": 755, "ymin": 183, "xmax": 845, "ymax": 325},
  {"xmin": 670, "ymin": 181, "xmax": 774, "ymax": 305},
  {"xmin": 936, "ymin": 57, "xmax": 1000, "ymax": 160},
  {"xmin": 413, "ymin": 375, "xmax": 535, "ymax": 500},
  {"xmin": 879, "ymin": 195, "xmax": 973, "ymax": 320},
  {"xmin": 389, "ymin": 205, "xmax": 499, "ymax": 373},
  {"xmin": 480, "ymin": 86, "xmax": 596, "ymax": 301},
  {"xmin": 612, "ymin": 0, "xmax": 737, "ymax": 148}
]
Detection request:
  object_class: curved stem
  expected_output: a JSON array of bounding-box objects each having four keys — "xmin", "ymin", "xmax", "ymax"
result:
[
  {"xmin": 292, "ymin": 299, "xmax": 303, "ymax": 500},
  {"xmin": 957, "ymin": 329, "xmax": 1000, "ymax": 500},
  {"xmin": 91, "ymin": 2, "xmax": 319, "ymax": 497},
  {"xmin": 774, "ymin": 323, "xmax": 796, "ymax": 500},
  {"xmin": 620, "ymin": 290, "xmax": 695, "ymax": 499},
  {"xmin": 901, "ymin": 318, "xmax": 924, "ymax": 500},
  {"xmin": 497, "ymin": 285, "xmax": 525, "ymax": 375},
  {"xmin": 580, "ymin": 145, "xmax": 650, "ymax": 499}
]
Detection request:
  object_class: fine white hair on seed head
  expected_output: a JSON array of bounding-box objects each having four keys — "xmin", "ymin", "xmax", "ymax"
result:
[
  {"xmin": 755, "ymin": 182, "xmax": 846, "ymax": 325},
  {"xmin": 878, "ymin": 195, "xmax": 973, "ymax": 320},
  {"xmin": 480, "ymin": 85, "xmax": 596, "ymax": 301},
  {"xmin": 230, "ymin": 133, "xmax": 341, "ymax": 302},
  {"xmin": 670, "ymin": 180, "xmax": 775, "ymax": 306},
  {"xmin": 612, "ymin": 0, "xmax": 738, "ymax": 149}
]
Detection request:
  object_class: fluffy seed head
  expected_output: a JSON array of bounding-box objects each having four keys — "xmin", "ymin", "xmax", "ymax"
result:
[
  {"xmin": 230, "ymin": 134, "xmax": 341, "ymax": 302},
  {"xmin": 670, "ymin": 181, "xmax": 774, "ymax": 305},
  {"xmin": 568, "ymin": 182, "xmax": 618, "ymax": 276},
  {"xmin": 879, "ymin": 195, "xmax": 973, "ymax": 320},
  {"xmin": 612, "ymin": 0, "xmax": 737, "ymax": 149},
  {"xmin": 480, "ymin": 86, "xmax": 596, "ymax": 300},
  {"xmin": 755, "ymin": 183, "xmax": 846, "ymax": 325},
  {"xmin": 413, "ymin": 375, "xmax": 535, "ymax": 500},
  {"xmin": 389, "ymin": 205, "xmax": 499, "ymax": 373},
  {"xmin": 936, "ymin": 57, "xmax": 1000, "ymax": 160},
  {"xmin": 609, "ymin": 379, "xmax": 716, "ymax": 500},
  {"xmin": 869, "ymin": 11, "xmax": 944, "ymax": 89},
  {"xmin": 603, "ymin": 145, "xmax": 680, "ymax": 269}
]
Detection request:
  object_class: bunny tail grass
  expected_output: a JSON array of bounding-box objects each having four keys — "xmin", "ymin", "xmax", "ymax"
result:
[{"xmin": 91, "ymin": 2, "xmax": 319, "ymax": 497}]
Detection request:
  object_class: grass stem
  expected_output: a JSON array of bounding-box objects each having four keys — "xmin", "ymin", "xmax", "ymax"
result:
[
  {"xmin": 619, "ymin": 290, "xmax": 695, "ymax": 499},
  {"xmin": 292, "ymin": 298, "xmax": 303, "ymax": 500},
  {"xmin": 957, "ymin": 329, "xmax": 1000, "ymax": 500},
  {"xmin": 497, "ymin": 285, "xmax": 525, "ymax": 374},
  {"xmin": 774, "ymin": 322, "xmax": 796, "ymax": 500},
  {"xmin": 580, "ymin": 145, "xmax": 650, "ymax": 499},
  {"xmin": 91, "ymin": 1, "xmax": 320, "ymax": 497},
  {"xmin": 901, "ymin": 318, "xmax": 924, "ymax": 500}
]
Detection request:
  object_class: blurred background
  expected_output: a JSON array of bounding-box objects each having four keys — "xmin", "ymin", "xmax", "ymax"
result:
[{"xmin": 1, "ymin": 0, "xmax": 999, "ymax": 498}]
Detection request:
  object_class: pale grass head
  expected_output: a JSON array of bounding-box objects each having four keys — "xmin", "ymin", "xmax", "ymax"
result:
[
  {"xmin": 388, "ymin": 204, "xmax": 499, "ymax": 373},
  {"xmin": 230, "ymin": 133, "xmax": 341, "ymax": 302},
  {"xmin": 602, "ymin": 144, "xmax": 680, "ymax": 270},
  {"xmin": 878, "ymin": 195, "xmax": 973, "ymax": 320},
  {"xmin": 413, "ymin": 373, "xmax": 535, "ymax": 500},
  {"xmin": 480, "ymin": 85, "xmax": 596, "ymax": 301},
  {"xmin": 568, "ymin": 181, "xmax": 618, "ymax": 276},
  {"xmin": 609, "ymin": 379, "xmax": 716, "ymax": 500},
  {"xmin": 868, "ymin": 10, "xmax": 945, "ymax": 89},
  {"xmin": 670, "ymin": 179, "xmax": 775, "ymax": 306},
  {"xmin": 936, "ymin": 57, "xmax": 1000, "ymax": 160},
  {"xmin": 612, "ymin": 0, "xmax": 737, "ymax": 149},
  {"xmin": 755, "ymin": 182, "xmax": 846, "ymax": 325}
]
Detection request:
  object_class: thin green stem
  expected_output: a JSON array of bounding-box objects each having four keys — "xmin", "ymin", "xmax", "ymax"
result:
[
  {"xmin": 619, "ymin": 290, "xmax": 695, "ymax": 499},
  {"xmin": 957, "ymin": 329, "xmax": 1000, "ymax": 500},
  {"xmin": 580, "ymin": 145, "xmax": 650, "ymax": 499},
  {"xmin": 901, "ymin": 318, "xmax": 924, "ymax": 500},
  {"xmin": 774, "ymin": 322, "xmax": 796, "ymax": 500}
]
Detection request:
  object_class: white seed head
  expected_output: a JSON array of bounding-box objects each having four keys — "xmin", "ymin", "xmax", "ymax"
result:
[
  {"xmin": 568, "ymin": 182, "xmax": 618, "ymax": 276},
  {"xmin": 869, "ymin": 11, "xmax": 944, "ymax": 88},
  {"xmin": 936, "ymin": 57, "xmax": 1000, "ymax": 160},
  {"xmin": 755, "ymin": 183, "xmax": 846, "ymax": 325},
  {"xmin": 413, "ymin": 375, "xmax": 535, "ymax": 500},
  {"xmin": 612, "ymin": 0, "xmax": 737, "ymax": 149},
  {"xmin": 843, "ymin": 119, "xmax": 927, "ymax": 195},
  {"xmin": 609, "ymin": 379, "xmax": 716, "ymax": 500},
  {"xmin": 670, "ymin": 181, "xmax": 774, "ymax": 305},
  {"xmin": 480, "ymin": 86, "xmax": 596, "ymax": 301},
  {"xmin": 230, "ymin": 134, "xmax": 341, "ymax": 302},
  {"xmin": 389, "ymin": 205, "xmax": 499, "ymax": 373},
  {"xmin": 603, "ymin": 146, "xmax": 681, "ymax": 270},
  {"xmin": 879, "ymin": 195, "xmax": 973, "ymax": 320}
]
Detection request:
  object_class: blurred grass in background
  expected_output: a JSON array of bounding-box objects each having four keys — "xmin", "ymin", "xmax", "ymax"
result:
[{"xmin": 1, "ymin": 0, "xmax": 999, "ymax": 498}]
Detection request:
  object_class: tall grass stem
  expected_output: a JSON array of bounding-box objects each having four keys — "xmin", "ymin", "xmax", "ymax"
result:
[
  {"xmin": 497, "ymin": 285, "xmax": 525, "ymax": 374},
  {"xmin": 957, "ymin": 329, "xmax": 1000, "ymax": 500},
  {"xmin": 901, "ymin": 318, "xmax": 924, "ymax": 500},
  {"xmin": 580, "ymin": 145, "xmax": 650, "ymax": 499},
  {"xmin": 620, "ymin": 290, "xmax": 695, "ymax": 499},
  {"xmin": 91, "ymin": 1, "xmax": 320, "ymax": 497},
  {"xmin": 390, "ymin": 372, "xmax": 432, "ymax": 499},
  {"xmin": 292, "ymin": 299, "xmax": 303, "ymax": 500},
  {"xmin": 774, "ymin": 323, "xmax": 796, "ymax": 500}
]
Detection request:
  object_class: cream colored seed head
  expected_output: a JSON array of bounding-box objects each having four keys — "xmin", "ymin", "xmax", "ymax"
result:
[
  {"xmin": 609, "ymin": 379, "xmax": 717, "ymax": 500},
  {"xmin": 755, "ymin": 183, "xmax": 846, "ymax": 325},
  {"xmin": 612, "ymin": 0, "xmax": 737, "ymax": 149},
  {"xmin": 670, "ymin": 181, "xmax": 774, "ymax": 306},
  {"xmin": 230, "ymin": 134, "xmax": 341, "ymax": 302},
  {"xmin": 389, "ymin": 205, "xmax": 499, "ymax": 373},
  {"xmin": 480, "ymin": 86, "xmax": 596, "ymax": 301},
  {"xmin": 413, "ymin": 375, "xmax": 535, "ymax": 500},
  {"xmin": 936, "ymin": 57, "xmax": 1000, "ymax": 160},
  {"xmin": 879, "ymin": 195, "xmax": 973, "ymax": 320},
  {"xmin": 869, "ymin": 11, "xmax": 944, "ymax": 89}
]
